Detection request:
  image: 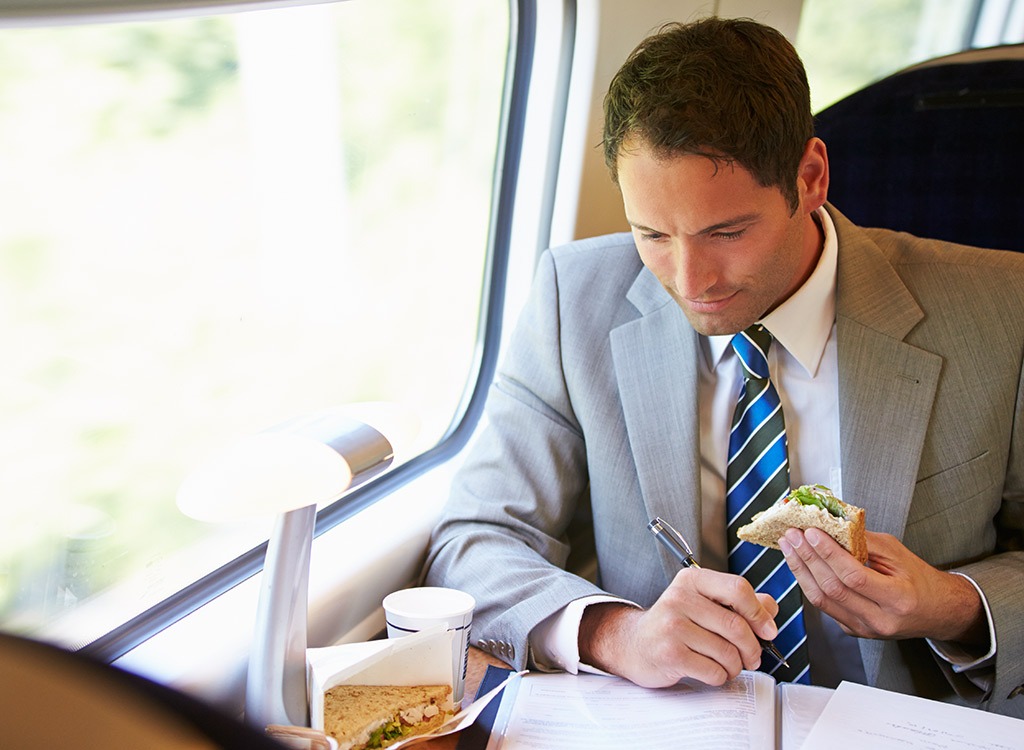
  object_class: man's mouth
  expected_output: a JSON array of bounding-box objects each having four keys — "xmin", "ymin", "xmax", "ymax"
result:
[{"xmin": 685, "ymin": 290, "xmax": 738, "ymax": 313}]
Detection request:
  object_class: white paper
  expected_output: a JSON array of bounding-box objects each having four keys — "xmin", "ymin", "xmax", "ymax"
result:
[
  {"xmin": 801, "ymin": 681, "xmax": 1024, "ymax": 750},
  {"xmin": 485, "ymin": 671, "xmax": 777, "ymax": 750},
  {"xmin": 777, "ymin": 683, "xmax": 833, "ymax": 750}
]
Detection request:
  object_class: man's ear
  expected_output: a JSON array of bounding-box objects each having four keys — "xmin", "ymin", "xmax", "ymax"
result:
[{"xmin": 797, "ymin": 137, "xmax": 829, "ymax": 212}]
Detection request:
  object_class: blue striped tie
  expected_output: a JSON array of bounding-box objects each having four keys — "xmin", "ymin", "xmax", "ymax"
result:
[{"xmin": 726, "ymin": 325, "xmax": 810, "ymax": 684}]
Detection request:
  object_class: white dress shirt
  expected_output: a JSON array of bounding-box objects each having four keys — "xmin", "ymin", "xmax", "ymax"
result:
[{"xmin": 530, "ymin": 208, "xmax": 994, "ymax": 689}]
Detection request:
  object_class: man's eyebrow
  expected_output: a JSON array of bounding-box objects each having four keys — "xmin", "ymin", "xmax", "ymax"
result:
[
  {"xmin": 626, "ymin": 219, "xmax": 661, "ymax": 233},
  {"xmin": 626, "ymin": 213, "xmax": 761, "ymax": 236},
  {"xmin": 696, "ymin": 213, "xmax": 760, "ymax": 235}
]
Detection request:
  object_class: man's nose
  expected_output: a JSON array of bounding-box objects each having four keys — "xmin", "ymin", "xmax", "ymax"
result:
[{"xmin": 674, "ymin": 242, "xmax": 717, "ymax": 298}]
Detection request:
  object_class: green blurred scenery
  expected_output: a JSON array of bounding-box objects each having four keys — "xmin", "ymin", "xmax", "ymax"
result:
[{"xmin": 0, "ymin": 0, "xmax": 507, "ymax": 643}]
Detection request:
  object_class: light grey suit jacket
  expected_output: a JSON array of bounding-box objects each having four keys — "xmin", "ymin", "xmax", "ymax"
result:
[{"xmin": 423, "ymin": 205, "xmax": 1024, "ymax": 716}]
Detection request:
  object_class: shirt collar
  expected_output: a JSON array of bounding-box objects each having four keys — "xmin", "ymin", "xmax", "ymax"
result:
[{"xmin": 706, "ymin": 206, "xmax": 837, "ymax": 376}]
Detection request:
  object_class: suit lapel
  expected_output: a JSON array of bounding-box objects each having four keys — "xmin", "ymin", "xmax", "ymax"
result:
[
  {"xmin": 829, "ymin": 206, "xmax": 943, "ymax": 683},
  {"xmin": 610, "ymin": 269, "xmax": 703, "ymax": 579}
]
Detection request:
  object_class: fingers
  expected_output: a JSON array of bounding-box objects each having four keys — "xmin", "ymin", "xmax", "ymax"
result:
[
  {"xmin": 668, "ymin": 568, "xmax": 777, "ymax": 666},
  {"xmin": 778, "ymin": 528, "xmax": 834, "ymax": 606},
  {"xmin": 582, "ymin": 569, "xmax": 789, "ymax": 690},
  {"xmin": 686, "ymin": 567, "xmax": 780, "ymax": 640},
  {"xmin": 780, "ymin": 528, "xmax": 871, "ymax": 605},
  {"xmin": 779, "ymin": 528, "xmax": 860, "ymax": 611},
  {"xmin": 755, "ymin": 592, "xmax": 780, "ymax": 621},
  {"xmin": 585, "ymin": 598, "xmax": 742, "ymax": 688},
  {"xmin": 772, "ymin": 527, "xmax": 984, "ymax": 644},
  {"xmin": 610, "ymin": 568, "xmax": 778, "ymax": 688},
  {"xmin": 638, "ymin": 605, "xmax": 746, "ymax": 686},
  {"xmin": 778, "ymin": 528, "xmax": 906, "ymax": 638}
]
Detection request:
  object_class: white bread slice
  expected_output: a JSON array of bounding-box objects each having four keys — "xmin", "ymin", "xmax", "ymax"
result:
[
  {"xmin": 737, "ymin": 485, "xmax": 868, "ymax": 563},
  {"xmin": 323, "ymin": 684, "xmax": 453, "ymax": 750}
]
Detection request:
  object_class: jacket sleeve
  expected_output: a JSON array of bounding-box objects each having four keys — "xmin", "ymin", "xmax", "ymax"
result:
[
  {"xmin": 421, "ymin": 250, "xmax": 606, "ymax": 671},
  {"xmin": 956, "ymin": 351, "xmax": 1024, "ymax": 717}
]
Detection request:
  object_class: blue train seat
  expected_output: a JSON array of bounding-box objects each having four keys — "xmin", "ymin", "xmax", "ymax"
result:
[{"xmin": 815, "ymin": 45, "xmax": 1024, "ymax": 253}]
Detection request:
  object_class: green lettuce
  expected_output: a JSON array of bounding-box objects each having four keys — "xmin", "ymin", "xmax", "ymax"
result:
[
  {"xmin": 788, "ymin": 484, "xmax": 845, "ymax": 518},
  {"xmin": 367, "ymin": 718, "xmax": 408, "ymax": 749}
]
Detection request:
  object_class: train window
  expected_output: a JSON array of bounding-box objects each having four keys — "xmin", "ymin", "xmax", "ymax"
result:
[
  {"xmin": 797, "ymin": 0, "xmax": 985, "ymax": 112},
  {"xmin": 0, "ymin": 0, "xmax": 509, "ymax": 647}
]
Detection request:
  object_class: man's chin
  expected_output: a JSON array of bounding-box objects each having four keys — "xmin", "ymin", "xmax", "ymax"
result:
[
  {"xmin": 680, "ymin": 309, "xmax": 752, "ymax": 337},
  {"xmin": 669, "ymin": 290, "xmax": 758, "ymax": 337}
]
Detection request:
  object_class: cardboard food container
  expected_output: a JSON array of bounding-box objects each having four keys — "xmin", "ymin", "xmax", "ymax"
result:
[
  {"xmin": 308, "ymin": 625, "xmax": 455, "ymax": 732},
  {"xmin": 307, "ymin": 626, "xmax": 517, "ymax": 748}
]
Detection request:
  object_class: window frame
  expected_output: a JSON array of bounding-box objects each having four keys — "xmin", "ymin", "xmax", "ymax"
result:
[{"xmin": 70, "ymin": 0, "xmax": 537, "ymax": 664}]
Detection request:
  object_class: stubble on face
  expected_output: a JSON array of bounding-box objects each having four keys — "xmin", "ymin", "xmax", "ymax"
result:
[
  {"xmin": 675, "ymin": 212, "xmax": 811, "ymax": 336},
  {"xmin": 617, "ymin": 146, "xmax": 822, "ymax": 337}
]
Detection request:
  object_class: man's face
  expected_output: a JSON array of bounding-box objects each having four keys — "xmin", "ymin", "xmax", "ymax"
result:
[{"xmin": 617, "ymin": 141, "xmax": 824, "ymax": 336}]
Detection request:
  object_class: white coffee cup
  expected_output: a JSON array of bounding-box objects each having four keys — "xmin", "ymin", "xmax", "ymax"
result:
[{"xmin": 382, "ymin": 587, "xmax": 475, "ymax": 707}]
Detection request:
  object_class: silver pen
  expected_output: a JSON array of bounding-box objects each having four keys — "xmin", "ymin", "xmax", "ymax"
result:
[{"xmin": 647, "ymin": 516, "xmax": 789, "ymax": 668}]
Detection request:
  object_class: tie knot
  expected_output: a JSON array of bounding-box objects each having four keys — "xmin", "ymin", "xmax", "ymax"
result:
[{"xmin": 731, "ymin": 324, "xmax": 773, "ymax": 380}]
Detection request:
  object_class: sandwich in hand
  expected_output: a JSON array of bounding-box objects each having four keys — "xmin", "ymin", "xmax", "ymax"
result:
[
  {"xmin": 737, "ymin": 484, "xmax": 868, "ymax": 563},
  {"xmin": 322, "ymin": 683, "xmax": 454, "ymax": 750}
]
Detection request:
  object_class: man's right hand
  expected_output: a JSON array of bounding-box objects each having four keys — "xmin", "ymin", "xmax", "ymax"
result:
[{"xmin": 577, "ymin": 567, "xmax": 779, "ymax": 687}]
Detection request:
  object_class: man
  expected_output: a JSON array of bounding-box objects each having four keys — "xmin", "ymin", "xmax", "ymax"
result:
[{"xmin": 422, "ymin": 17, "xmax": 1024, "ymax": 716}]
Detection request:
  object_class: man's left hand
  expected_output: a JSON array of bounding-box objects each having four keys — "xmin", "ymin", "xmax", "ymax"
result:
[{"xmin": 778, "ymin": 528, "xmax": 987, "ymax": 646}]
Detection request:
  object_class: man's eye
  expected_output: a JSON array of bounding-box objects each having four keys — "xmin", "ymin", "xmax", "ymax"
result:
[
  {"xmin": 639, "ymin": 231, "xmax": 666, "ymax": 241},
  {"xmin": 713, "ymin": 229, "xmax": 745, "ymax": 240}
]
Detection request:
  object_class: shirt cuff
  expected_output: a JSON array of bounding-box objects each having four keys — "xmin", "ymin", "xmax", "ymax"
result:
[
  {"xmin": 528, "ymin": 595, "xmax": 640, "ymax": 675},
  {"xmin": 926, "ymin": 572, "xmax": 996, "ymax": 676}
]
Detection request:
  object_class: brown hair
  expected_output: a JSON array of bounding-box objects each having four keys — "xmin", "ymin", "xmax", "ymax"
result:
[{"xmin": 602, "ymin": 17, "xmax": 814, "ymax": 210}]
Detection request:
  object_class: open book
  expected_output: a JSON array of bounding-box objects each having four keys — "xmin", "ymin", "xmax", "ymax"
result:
[
  {"xmin": 480, "ymin": 670, "xmax": 1024, "ymax": 750},
  {"xmin": 482, "ymin": 670, "xmax": 832, "ymax": 750}
]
